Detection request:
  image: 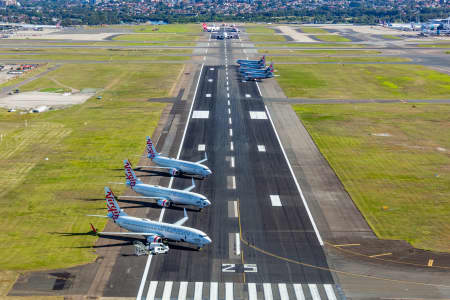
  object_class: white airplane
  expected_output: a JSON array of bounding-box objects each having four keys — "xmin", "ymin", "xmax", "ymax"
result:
[
  {"xmin": 137, "ymin": 136, "xmax": 212, "ymax": 178},
  {"xmin": 89, "ymin": 187, "xmax": 212, "ymax": 251},
  {"xmin": 202, "ymin": 23, "xmax": 219, "ymax": 32},
  {"xmin": 122, "ymin": 159, "xmax": 211, "ymax": 209}
]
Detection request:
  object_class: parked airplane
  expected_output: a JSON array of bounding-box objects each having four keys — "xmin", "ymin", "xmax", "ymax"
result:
[
  {"xmin": 122, "ymin": 159, "xmax": 211, "ymax": 209},
  {"xmin": 237, "ymin": 55, "xmax": 266, "ymax": 66},
  {"xmin": 138, "ymin": 136, "xmax": 212, "ymax": 178},
  {"xmin": 244, "ymin": 69, "xmax": 274, "ymax": 81},
  {"xmin": 202, "ymin": 23, "xmax": 219, "ymax": 32},
  {"xmin": 240, "ymin": 62, "xmax": 274, "ymax": 74},
  {"xmin": 89, "ymin": 187, "xmax": 212, "ymax": 251}
]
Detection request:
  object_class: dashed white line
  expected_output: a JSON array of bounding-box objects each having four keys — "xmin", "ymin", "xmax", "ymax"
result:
[
  {"xmin": 257, "ymin": 145, "xmax": 266, "ymax": 152},
  {"xmin": 226, "ymin": 86, "xmax": 229, "ymax": 92},
  {"xmin": 230, "ymin": 141, "xmax": 234, "ymax": 151},
  {"xmin": 226, "ymin": 81, "xmax": 229, "ymax": 86},
  {"xmin": 229, "ymin": 128, "xmax": 233, "ymax": 137},
  {"xmin": 235, "ymin": 233, "xmax": 240, "ymax": 255},
  {"xmin": 230, "ymin": 156, "xmax": 235, "ymax": 168},
  {"xmin": 228, "ymin": 108, "xmax": 231, "ymax": 115},
  {"xmin": 227, "ymin": 93, "xmax": 230, "ymax": 98},
  {"xmin": 228, "ymin": 100, "xmax": 230, "ymax": 106},
  {"xmin": 228, "ymin": 117, "xmax": 232, "ymax": 125}
]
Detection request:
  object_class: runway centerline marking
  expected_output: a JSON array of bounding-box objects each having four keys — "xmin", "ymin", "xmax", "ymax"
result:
[
  {"xmin": 198, "ymin": 144, "xmax": 205, "ymax": 151},
  {"xmin": 228, "ymin": 108, "xmax": 231, "ymax": 115},
  {"xmin": 235, "ymin": 233, "xmax": 241, "ymax": 255},
  {"xmin": 229, "ymin": 117, "xmax": 232, "ymax": 125},
  {"xmin": 227, "ymin": 176, "xmax": 236, "ymax": 190},
  {"xmin": 229, "ymin": 128, "xmax": 233, "ymax": 137},
  {"xmin": 136, "ymin": 64, "xmax": 204, "ymax": 300},
  {"xmin": 230, "ymin": 156, "xmax": 235, "ymax": 168},
  {"xmin": 270, "ymin": 195, "xmax": 282, "ymax": 207},
  {"xmin": 257, "ymin": 145, "xmax": 266, "ymax": 152},
  {"xmin": 230, "ymin": 141, "xmax": 234, "ymax": 151}
]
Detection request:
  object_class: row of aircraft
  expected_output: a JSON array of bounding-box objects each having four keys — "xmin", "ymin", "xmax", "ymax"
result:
[
  {"xmin": 90, "ymin": 137, "xmax": 213, "ymax": 255},
  {"xmin": 237, "ymin": 55, "xmax": 275, "ymax": 81}
]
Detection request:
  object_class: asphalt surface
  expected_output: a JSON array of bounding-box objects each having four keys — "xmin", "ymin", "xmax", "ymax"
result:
[{"xmin": 100, "ymin": 37, "xmax": 343, "ymax": 299}]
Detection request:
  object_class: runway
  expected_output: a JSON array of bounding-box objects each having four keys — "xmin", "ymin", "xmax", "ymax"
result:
[{"xmin": 95, "ymin": 36, "xmax": 344, "ymax": 299}]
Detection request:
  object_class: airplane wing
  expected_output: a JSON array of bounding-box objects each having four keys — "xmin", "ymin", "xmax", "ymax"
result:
[
  {"xmin": 183, "ymin": 178, "xmax": 196, "ymax": 192},
  {"xmin": 196, "ymin": 152, "xmax": 208, "ymax": 164},
  {"xmin": 98, "ymin": 232, "xmax": 157, "ymax": 236},
  {"xmin": 173, "ymin": 208, "xmax": 189, "ymax": 227}
]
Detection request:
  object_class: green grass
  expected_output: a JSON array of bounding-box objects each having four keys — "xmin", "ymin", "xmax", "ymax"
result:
[
  {"xmin": 416, "ymin": 43, "xmax": 450, "ymax": 48},
  {"xmin": 249, "ymin": 34, "xmax": 287, "ymax": 42},
  {"xmin": 39, "ymin": 87, "xmax": 69, "ymax": 93},
  {"xmin": 293, "ymin": 103, "xmax": 450, "ymax": 252},
  {"xmin": 0, "ymin": 63, "xmax": 182, "ymax": 270},
  {"xmin": 0, "ymin": 54, "xmax": 189, "ymax": 62},
  {"xmin": 313, "ymin": 35, "xmax": 352, "ymax": 42},
  {"xmin": 266, "ymin": 56, "xmax": 410, "ymax": 63},
  {"xmin": 255, "ymin": 43, "xmax": 365, "ymax": 48},
  {"xmin": 298, "ymin": 27, "xmax": 329, "ymax": 34},
  {"xmin": 113, "ymin": 33, "xmax": 198, "ymax": 42},
  {"xmin": 0, "ymin": 48, "xmax": 192, "ymax": 55},
  {"xmin": 133, "ymin": 23, "xmax": 201, "ymax": 33},
  {"xmin": 276, "ymin": 64, "xmax": 450, "ymax": 99},
  {"xmin": 245, "ymin": 26, "xmax": 275, "ymax": 34},
  {"xmin": 381, "ymin": 35, "xmax": 404, "ymax": 40},
  {"xmin": 258, "ymin": 49, "xmax": 381, "ymax": 55}
]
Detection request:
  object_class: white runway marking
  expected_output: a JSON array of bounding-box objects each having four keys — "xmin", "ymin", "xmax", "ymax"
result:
[
  {"xmin": 293, "ymin": 284, "xmax": 305, "ymax": 300},
  {"xmin": 226, "ymin": 81, "xmax": 229, "ymax": 86},
  {"xmin": 248, "ymin": 283, "xmax": 257, "ymax": 300},
  {"xmin": 228, "ymin": 108, "xmax": 231, "ymax": 115},
  {"xmin": 229, "ymin": 128, "xmax": 233, "ymax": 137},
  {"xmin": 257, "ymin": 145, "xmax": 266, "ymax": 152},
  {"xmin": 210, "ymin": 67, "xmax": 214, "ymax": 70},
  {"xmin": 245, "ymin": 94, "xmax": 251, "ymax": 98},
  {"xmin": 146, "ymin": 281, "xmax": 158, "ymax": 300},
  {"xmin": 192, "ymin": 111, "xmax": 209, "ymax": 119},
  {"xmin": 324, "ymin": 284, "xmax": 338, "ymax": 300},
  {"xmin": 263, "ymin": 283, "xmax": 273, "ymax": 300},
  {"xmin": 229, "ymin": 117, "xmax": 232, "ymax": 125},
  {"xmin": 227, "ymin": 86, "xmax": 229, "ymax": 92},
  {"xmin": 233, "ymin": 201, "xmax": 238, "ymax": 217},
  {"xmin": 249, "ymin": 111, "xmax": 268, "ymax": 119},
  {"xmin": 228, "ymin": 100, "xmax": 230, "ymax": 106},
  {"xmin": 227, "ymin": 176, "xmax": 236, "ymax": 189},
  {"xmin": 278, "ymin": 283, "xmax": 289, "ymax": 300},
  {"xmin": 178, "ymin": 282, "xmax": 188, "ymax": 300},
  {"xmin": 194, "ymin": 282, "xmax": 203, "ymax": 300},
  {"xmin": 230, "ymin": 141, "xmax": 234, "ymax": 151},
  {"xmin": 162, "ymin": 281, "xmax": 173, "ymax": 300},
  {"xmin": 205, "ymin": 93, "xmax": 212, "ymax": 98},
  {"xmin": 227, "ymin": 93, "xmax": 230, "ymax": 98},
  {"xmin": 230, "ymin": 156, "xmax": 235, "ymax": 168},
  {"xmin": 235, "ymin": 233, "xmax": 241, "ymax": 255},
  {"xmin": 203, "ymin": 56, "xmax": 206, "ymax": 60},
  {"xmin": 210, "ymin": 282, "xmax": 218, "ymax": 300},
  {"xmin": 308, "ymin": 284, "xmax": 321, "ymax": 300},
  {"xmin": 265, "ymin": 105, "xmax": 324, "ymax": 245},
  {"xmin": 198, "ymin": 144, "xmax": 205, "ymax": 151},
  {"xmin": 270, "ymin": 195, "xmax": 282, "ymax": 206},
  {"xmin": 208, "ymin": 78, "xmax": 213, "ymax": 82},
  {"xmin": 225, "ymin": 282, "xmax": 233, "ymax": 300}
]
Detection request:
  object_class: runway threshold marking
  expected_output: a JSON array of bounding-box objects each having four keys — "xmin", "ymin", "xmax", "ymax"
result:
[
  {"xmin": 210, "ymin": 282, "xmax": 218, "ymax": 300},
  {"xmin": 178, "ymin": 281, "xmax": 188, "ymax": 300},
  {"xmin": 263, "ymin": 283, "xmax": 273, "ymax": 300},
  {"xmin": 308, "ymin": 284, "xmax": 320, "ymax": 300},
  {"xmin": 162, "ymin": 281, "xmax": 173, "ymax": 300},
  {"xmin": 293, "ymin": 284, "xmax": 305, "ymax": 299},
  {"xmin": 194, "ymin": 282, "xmax": 203, "ymax": 300},
  {"xmin": 369, "ymin": 252, "xmax": 392, "ymax": 258},
  {"xmin": 136, "ymin": 64, "xmax": 205, "ymax": 300},
  {"xmin": 324, "ymin": 284, "xmax": 338, "ymax": 300},
  {"xmin": 428, "ymin": 259, "xmax": 434, "ymax": 267},
  {"xmin": 248, "ymin": 283, "xmax": 257, "ymax": 300},
  {"xmin": 146, "ymin": 281, "xmax": 158, "ymax": 300},
  {"xmin": 278, "ymin": 283, "xmax": 289, "ymax": 300},
  {"xmin": 225, "ymin": 282, "xmax": 233, "ymax": 300}
]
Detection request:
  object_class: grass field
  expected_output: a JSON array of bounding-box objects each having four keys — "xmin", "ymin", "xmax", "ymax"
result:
[
  {"xmin": 0, "ymin": 63, "xmax": 182, "ymax": 270},
  {"xmin": 416, "ymin": 43, "xmax": 450, "ymax": 48},
  {"xmin": 255, "ymin": 43, "xmax": 365, "ymax": 48},
  {"xmin": 298, "ymin": 27, "xmax": 329, "ymax": 34},
  {"xmin": 266, "ymin": 56, "xmax": 410, "ymax": 63},
  {"xmin": 133, "ymin": 24, "xmax": 201, "ymax": 33},
  {"xmin": 276, "ymin": 64, "xmax": 450, "ymax": 99},
  {"xmin": 258, "ymin": 49, "xmax": 381, "ymax": 55},
  {"xmin": 113, "ymin": 33, "xmax": 198, "ymax": 42},
  {"xmin": 0, "ymin": 54, "xmax": 189, "ymax": 62},
  {"xmin": 313, "ymin": 35, "xmax": 352, "ymax": 42},
  {"xmin": 381, "ymin": 35, "xmax": 404, "ymax": 40},
  {"xmin": 249, "ymin": 34, "xmax": 287, "ymax": 42},
  {"xmin": 0, "ymin": 48, "xmax": 192, "ymax": 55},
  {"xmin": 294, "ymin": 103, "xmax": 450, "ymax": 252},
  {"xmin": 245, "ymin": 26, "xmax": 275, "ymax": 34}
]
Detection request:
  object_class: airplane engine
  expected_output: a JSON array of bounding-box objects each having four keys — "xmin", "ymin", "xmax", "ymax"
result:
[
  {"xmin": 169, "ymin": 168, "xmax": 180, "ymax": 176},
  {"xmin": 147, "ymin": 235, "xmax": 162, "ymax": 243},
  {"xmin": 157, "ymin": 199, "xmax": 171, "ymax": 207}
]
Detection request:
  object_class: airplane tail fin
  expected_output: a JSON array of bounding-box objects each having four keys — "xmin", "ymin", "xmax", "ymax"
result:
[
  {"xmin": 105, "ymin": 187, "xmax": 127, "ymax": 220},
  {"xmin": 146, "ymin": 136, "xmax": 160, "ymax": 159},
  {"xmin": 261, "ymin": 55, "xmax": 266, "ymax": 64},
  {"xmin": 269, "ymin": 62, "xmax": 274, "ymax": 73},
  {"xmin": 124, "ymin": 159, "xmax": 142, "ymax": 188}
]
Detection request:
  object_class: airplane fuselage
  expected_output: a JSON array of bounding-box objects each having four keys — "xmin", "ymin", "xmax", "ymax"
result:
[
  {"xmin": 115, "ymin": 215, "xmax": 211, "ymax": 247},
  {"xmin": 153, "ymin": 156, "xmax": 211, "ymax": 177},
  {"xmin": 132, "ymin": 183, "xmax": 210, "ymax": 208}
]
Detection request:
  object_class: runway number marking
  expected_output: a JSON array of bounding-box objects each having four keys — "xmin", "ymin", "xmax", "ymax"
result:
[{"xmin": 221, "ymin": 264, "xmax": 258, "ymax": 273}]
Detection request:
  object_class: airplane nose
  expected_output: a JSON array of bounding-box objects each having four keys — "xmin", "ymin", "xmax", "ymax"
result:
[
  {"xmin": 207, "ymin": 169, "xmax": 212, "ymax": 175},
  {"xmin": 204, "ymin": 199, "xmax": 211, "ymax": 207},
  {"xmin": 205, "ymin": 236, "xmax": 212, "ymax": 244}
]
